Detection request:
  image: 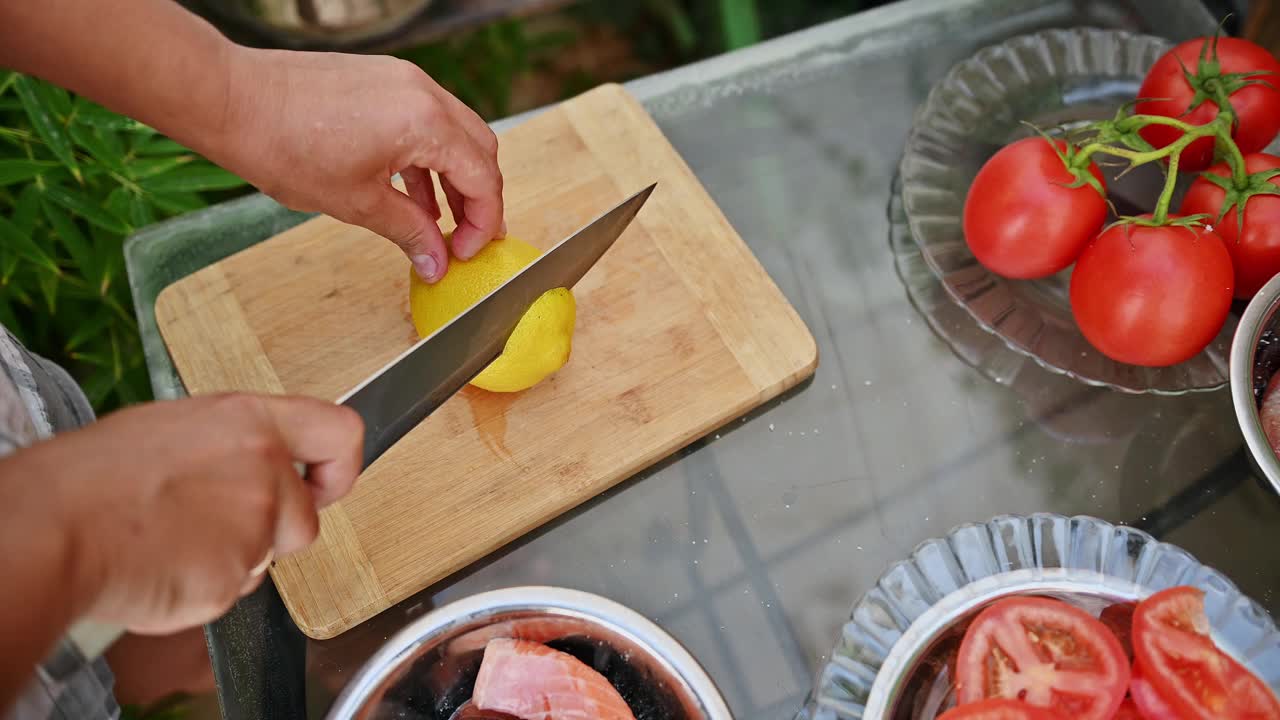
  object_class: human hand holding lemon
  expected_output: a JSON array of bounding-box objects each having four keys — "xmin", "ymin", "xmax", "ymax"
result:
[{"xmin": 409, "ymin": 234, "xmax": 576, "ymax": 393}]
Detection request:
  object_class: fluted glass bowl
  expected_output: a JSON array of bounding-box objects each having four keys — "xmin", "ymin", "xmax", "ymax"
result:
[
  {"xmin": 899, "ymin": 27, "xmax": 1237, "ymax": 395},
  {"xmin": 795, "ymin": 513, "xmax": 1280, "ymax": 720}
]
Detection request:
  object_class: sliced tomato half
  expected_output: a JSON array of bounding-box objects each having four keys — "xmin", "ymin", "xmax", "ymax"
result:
[
  {"xmin": 1110, "ymin": 698, "xmax": 1143, "ymax": 720},
  {"xmin": 938, "ymin": 698, "xmax": 1064, "ymax": 720},
  {"xmin": 1129, "ymin": 666, "xmax": 1180, "ymax": 720},
  {"xmin": 1099, "ymin": 601, "xmax": 1136, "ymax": 661},
  {"xmin": 956, "ymin": 596, "xmax": 1130, "ymax": 720},
  {"xmin": 1132, "ymin": 586, "xmax": 1280, "ymax": 720}
]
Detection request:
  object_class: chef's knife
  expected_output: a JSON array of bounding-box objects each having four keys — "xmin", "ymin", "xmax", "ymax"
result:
[
  {"xmin": 65, "ymin": 184, "xmax": 655, "ymax": 662},
  {"xmin": 338, "ymin": 182, "xmax": 656, "ymax": 471}
]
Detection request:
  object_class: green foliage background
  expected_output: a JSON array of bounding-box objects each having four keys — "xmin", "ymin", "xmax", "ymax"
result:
[{"xmin": 0, "ymin": 71, "xmax": 250, "ymax": 411}]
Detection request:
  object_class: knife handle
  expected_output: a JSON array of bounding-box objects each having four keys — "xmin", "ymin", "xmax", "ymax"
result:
[{"xmin": 67, "ymin": 619, "xmax": 124, "ymax": 659}]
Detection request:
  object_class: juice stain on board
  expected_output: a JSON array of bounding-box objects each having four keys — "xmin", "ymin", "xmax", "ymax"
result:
[{"xmin": 462, "ymin": 385, "xmax": 519, "ymax": 460}]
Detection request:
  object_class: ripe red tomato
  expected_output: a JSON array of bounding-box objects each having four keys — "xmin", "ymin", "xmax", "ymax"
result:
[
  {"xmin": 1132, "ymin": 586, "xmax": 1280, "ymax": 719},
  {"xmin": 1110, "ymin": 698, "xmax": 1144, "ymax": 720},
  {"xmin": 1180, "ymin": 152, "xmax": 1280, "ymax": 298},
  {"xmin": 1099, "ymin": 602, "xmax": 1137, "ymax": 661},
  {"xmin": 962, "ymin": 136, "xmax": 1107, "ymax": 279},
  {"xmin": 1137, "ymin": 37, "xmax": 1280, "ymax": 172},
  {"xmin": 1129, "ymin": 666, "xmax": 1180, "ymax": 720},
  {"xmin": 938, "ymin": 698, "xmax": 1064, "ymax": 720},
  {"xmin": 1069, "ymin": 220, "xmax": 1234, "ymax": 366},
  {"xmin": 955, "ymin": 596, "xmax": 1130, "ymax": 720}
]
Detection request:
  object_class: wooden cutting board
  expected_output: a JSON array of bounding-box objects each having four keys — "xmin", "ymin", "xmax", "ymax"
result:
[{"xmin": 155, "ymin": 83, "xmax": 817, "ymax": 639}]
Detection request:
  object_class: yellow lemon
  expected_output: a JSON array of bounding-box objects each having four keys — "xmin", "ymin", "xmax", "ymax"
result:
[{"xmin": 408, "ymin": 235, "xmax": 576, "ymax": 393}]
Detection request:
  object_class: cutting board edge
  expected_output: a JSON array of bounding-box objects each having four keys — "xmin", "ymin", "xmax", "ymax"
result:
[
  {"xmin": 273, "ymin": 562, "xmax": 384, "ymax": 640},
  {"xmin": 289, "ymin": 353, "xmax": 818, "ymax": 639}
]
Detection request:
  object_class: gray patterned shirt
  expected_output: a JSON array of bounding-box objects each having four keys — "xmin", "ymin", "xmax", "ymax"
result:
[{"xmin": 0, "ymin": 326, "xmax": 120, "ymax": 720}]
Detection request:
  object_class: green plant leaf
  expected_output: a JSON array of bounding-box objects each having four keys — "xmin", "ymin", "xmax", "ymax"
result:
[
  {"xmin": 127, "ymin": 154, "xmax": 194, "ymax": 180},
  {"xmin": 129, "ymin": 194, "xmax": 156, "ymax": 228},
  {"xmin": 41, "ymin": 199, "xmax": 97, "ymax": 276},
  {"xmin": 41, "ymin": 83, "xmax": 73, "ymax": 119},
  {"xmin": 13, "ymin": 75, "xmax": 81, "ymax": 181},
  {"xmin": 0, "ymin": 71, "xmax": 16, "ymax": 96},
  {"xmin": 105, "ymin": 186, "xmax": 133, "ymax": 224},
  {"xmin": 109, "ymin": 328, "xmax": 123, "ymax": 381},
  {"xmin": 133, "ymin": 137, "xmax": 190, "ymax": 156},
  {"xmin": 0, "ymin": 252, "xmax": 18, "ymax": 286},
  {"xmin": 718, "ymin": 0, "xmax": 761, "ymax": 50},
  {"xmin": 69, "ymin": 122, "xmax": 126, "ymax": 172},
  {"xmin": 140, "ymin": 163, "xmax": 246, "ymax": 193},
  {"xmin": 44, "ymin": 182, "xmax": 130, "ymax": 235},
  {"xmin": 0, "ymin": 295, "xmax": 23, "ymax": 340},
  {"xmin": 646, "ymin": 0, "xmax": 698, "ymax": 53},
  {"xmin": 80, "ymin": 366, "xmax": 116, "ymax": 407},
  {"xmin": 0, "ymin": 214, "xmax": 60, "ymax": 274},
  {"xmin": 114, "ymin": 366, "xmax": 145, "ymax": 407},
  {"xmin": 0, "ymin": 159, "xmax": 58, "ymax": 186},
  {"xmin": 11, "ymin": 183, "xmax": 43, "ymax": 235},
  {"xmin": 149, "ymin": 191, "xmax": 207, "ymax": 215},
  {"xmin": 70, "ymin": 346, "xmax": 115, "ymax": 369},
  {"xmin": 0, "ymin": 126, "xmax": 36, "ymax": 149},
  {"xmin": 64, "ymin": 307, "xmax": 116, "ymax": 352},
  {"xmin": 37, "ymin": 268, "xmax": 58, "ymax": 313},
  {"xmin": 94, "ymin": 235, "xmax": 124, "ymax": 295},
  {"xmin": 3, "ymin": 283, "xmax": 34, "ymax": 308},
  {"xmin": 72, "ymin": 97, "xmax": 150, "ymax": 132}
]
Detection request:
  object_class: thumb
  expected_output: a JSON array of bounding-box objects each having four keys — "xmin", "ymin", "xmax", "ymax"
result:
[{"xmin": 356, "ymin": 184, "xmax": 449, "ymax": 283}]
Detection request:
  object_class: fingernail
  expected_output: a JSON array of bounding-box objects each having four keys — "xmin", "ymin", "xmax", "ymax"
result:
[{"xmin": 412, "ymin": 254, "xmax": 439, "ymax": 282}]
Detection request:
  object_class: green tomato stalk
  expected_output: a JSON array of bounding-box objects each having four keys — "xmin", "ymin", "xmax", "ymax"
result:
[
  {"xmin": 1062, "ymin": 107, "xmax": 1273, "ymax": 230},
  {"xmin": 1042, "ymin": 24, "xmax": 1280, "ymax": 233}
]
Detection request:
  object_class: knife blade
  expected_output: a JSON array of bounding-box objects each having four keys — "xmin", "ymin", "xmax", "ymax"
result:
[{"xmin": 337, "ymin": 183, "xmax": 656, "ymax": 470}]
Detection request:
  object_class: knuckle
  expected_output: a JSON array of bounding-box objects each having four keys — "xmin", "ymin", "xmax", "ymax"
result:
[
  {"xmin": 215, "ymin": 393, "xmax": 267, "ymax": 422},
  {"xmin": 346, "ymin": 192, "xmax": 384, "ymax": 225},
  {"xmin": 390, "ymin": 221, "xmax": 430, "ymax": 252},
  {"xmin": 337, "ymin": 404, "xmax": 365, "ymax": 440},
  {"xmin": 392, "ymin": 57, "xmax": 425, "ymax": 83},
  {"xmin": 415, "ymin": 97, "xmax": 445, "ymax": 126},
  {"xmin": 239, "ymin": 430, "xmax": 287, "ymax": 471},
  {"xmin": 480, "ymin": 126, "xmax": 499, "ymax": 155}
]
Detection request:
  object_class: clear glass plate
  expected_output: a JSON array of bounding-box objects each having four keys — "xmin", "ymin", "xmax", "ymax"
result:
[
  {"xmin": 888, "ymin": 171, "xmax": 1162, "ymax": 445},
  {"xmin": 899, "ymin": 27, "xmax": 1237, "ymax": 395},
  {"xmin": 794, "ymin": 513, "xmax": 1280, "ymax": 720}
]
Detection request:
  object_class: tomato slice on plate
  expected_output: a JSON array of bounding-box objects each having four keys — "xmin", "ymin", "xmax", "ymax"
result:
[
  {"xmin": 1129, "ymin": 666, "xmax": 1180, "ymax": 720},
  {"xmin": 1132, "ymin": 586, "xmax": 1280, "ymax": 720},
  {"xmin": 1110, "ymin": 698, "xmax": 1143, "ymax": 720},
  {"xmin": 1099, "ymin": 601, "xmax": 1137, "ymax": 661},
  {"xmin": 938, "ymin": 698, "xmax": 1064, "ymax": 719},
  {"xmin": 955, "ymin": 596, "xmax": 1130, "ymax": 720}
]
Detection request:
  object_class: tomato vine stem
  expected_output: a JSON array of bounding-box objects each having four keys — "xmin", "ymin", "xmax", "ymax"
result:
[{"xmin": 1069, "ymin": 109, "xmax": 1252, "ymax": 227}]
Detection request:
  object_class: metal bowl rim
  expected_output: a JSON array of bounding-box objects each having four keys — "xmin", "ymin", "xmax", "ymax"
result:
[
  {"xmin": 1230, "ymin": 270, "xmax": 1280, "ymax": 496},
  {"xmin": 324, "ymin": 585, "xmax": 733, "ymax": 719}
]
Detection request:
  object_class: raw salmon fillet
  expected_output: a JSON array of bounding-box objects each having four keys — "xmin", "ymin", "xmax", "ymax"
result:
[
  {"xmin": 1262, "ymin": 371, "xmax": 1280, "ymax": 454},
  {"xmin": 450, "ymin": 701, "xmax": 519, "ymax": 720},
  {"xmin": 472, "ymin": 638, "xmax": 637, "ymax": 720}
]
